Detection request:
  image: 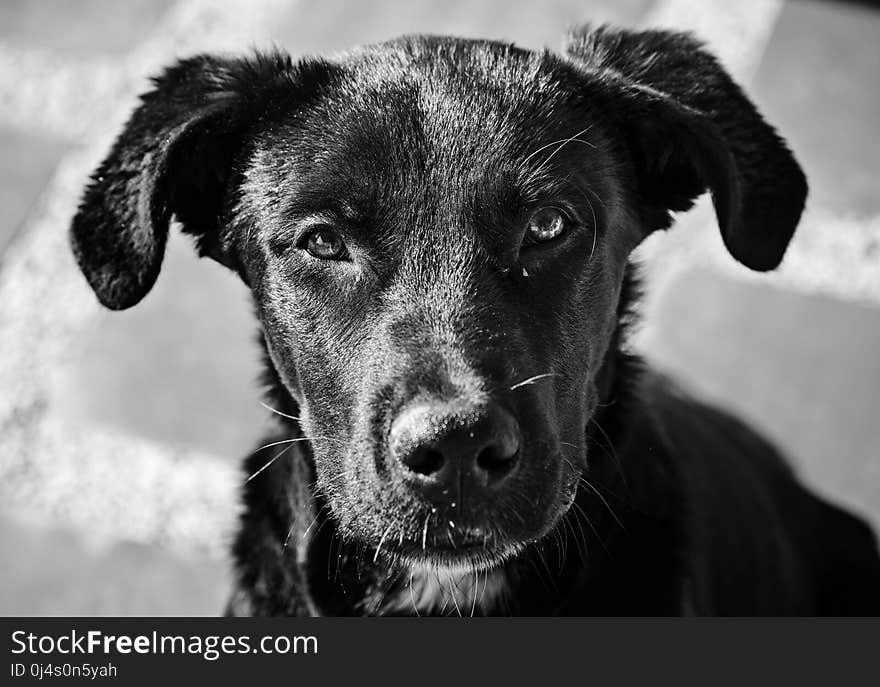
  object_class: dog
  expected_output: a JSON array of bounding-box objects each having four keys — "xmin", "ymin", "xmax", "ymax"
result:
[{"xmin": 70, "ymin": 25, "xmax": 880, "ymax": 615}]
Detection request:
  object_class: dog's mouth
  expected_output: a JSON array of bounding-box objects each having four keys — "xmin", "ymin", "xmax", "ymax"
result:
[
  {"xmin": 320, "ymin": 439, "xmax": 586, "ymax": 575},
  {"xmin": 349, "ymin": 490, "xmax": 577, "ymax": 574},
  {"xmin": 382, "ymin": 528, "xmax": 527, "ymax": 573}
]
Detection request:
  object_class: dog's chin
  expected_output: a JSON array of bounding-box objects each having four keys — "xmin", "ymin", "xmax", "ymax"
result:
[
  {"xmin": 330, "ymin": 462, "xmax": 582, "ymax": 575},
  {"xmin": 388, "ymin": 540, "xmax": 525, "ymax": 574},
  {"xmin": 360, "ymin": 504, "xmax": 575, "ymax": 574}
]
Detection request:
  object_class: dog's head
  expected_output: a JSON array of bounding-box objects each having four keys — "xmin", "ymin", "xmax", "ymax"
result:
[{"xmin": 71, "ymin": 27, "xmax": 806, "ymax": 572}]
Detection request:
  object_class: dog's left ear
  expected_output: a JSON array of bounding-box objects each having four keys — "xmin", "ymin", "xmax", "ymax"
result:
[{"xmin": 565, "ymin": 26, "xmax": 807, "ymax": 271}]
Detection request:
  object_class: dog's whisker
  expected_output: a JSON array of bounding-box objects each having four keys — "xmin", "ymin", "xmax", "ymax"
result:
[
  {"xmin": 326, "ymin": 533, "xmax": 337, "ymax": 582},
  {"xmin": 522, "ymin": 124, "xmax": 595, "ymax": 169},
  {"xmin": 509, "ymin": 372, "xmax": 559, "ymax": 391},
  {"xmin": 560, "ymin": 455, "xmax": 581, "ymax": 475},
  {"xmin": 563, "ymin": 522, "xmax": 575, "ymax": 568},
  {"xmin": 531, "ymin": 133, "xmax": 596, "ymax": 178},
  {"xmin": 570, "ymin": 500, "xmax": 609, "ymax": 556},
  {"xmin": 550, "ymin": 521, "xmax": 564, "ymax": 569},
  {"xmin": 522, "ymin": 137, "xmax": 570, "ymax": 167},
  {"xmin": 562, "ymin": 518, "xmax": 577, "ymax": 566},
  {"xmin": 245, "ymin": 444, "xmax": 295, "ymax": 482},
  {"xmin": 371, "ymin": 563, "xmax": 403, "ymax": 616},
  {"xmin": 448, "ymin": 575, "xmax": 463, "ymax": 617},
  {"xmin": 421, "ymin": 512, "xmax": 432, "ymax": 552},
  {"xmin": 302, "ymin": 435, "xmax": 348, "ymax": 446},
  {"xmin": 259, "ymin": 400, "xmax": 302, "ymax": 422},
  {"xmin": 532, "ymin": 541, "xmax": 556, "ymax": 588},
  {"xmin": 409, "ymin": 572, "xmax": 420, "ymax": 618},
  {"xmin": 579, "ymin": 477, "xmax": 624, "ymax": 529},
  {"xmin": 564, "ymin": 512, "xmax": 583, "ymax": 563},
  {"xmin": 282, "ymin": 523, "xmax": 295, "ymax": 550},
  {"xmin": 319, "ymin": 468, "xmax": 360, "ymax": 491},
  {"xmin": 310, "ymin": 514, "xmax": 335, "ymax": 551},
  {"xmin": 589, "ymin": 416, "xmax": 627, "ymax": 478},
  {"xmin": 253, "ymin": 436, "xmax": 343, "ymax": 454},
  {"xmin": 565, "ymin": 503, "xmax": 590, "ymax": 562},
  {"xmin": 560, "ymin": 174, "xmax": 601, "ymax": 258},
  {"xmin": 248, "ymin": 433, "xmax": 347, "ymax": 483},
  {"xmin": 587, "ymin": 197, "xmax": 598, "ymax": 259},
  {"xmin": 470, "ymin": 568, "xmax": 479, "ymax": 617},
  {"xmin": 301, "ymin": 510, "xmax": 322, "ymax": 542},
  {"xmin": 525, "ymin": 544, "xmax": 552, "ymax": 592},
  {"xmin": 554, "ymin": 514, "xmax": 569, "ymax": 569},
  {"xmin": 588, "ymin": 416, "xmax": 628, "ymax": 487},
  {"xmin": 373, "ymin": 525, "xmax": 393, "ymax": 563},
  {"xmin": 478, "ymin": 566, "xmax": 491, "ymax": 613}
]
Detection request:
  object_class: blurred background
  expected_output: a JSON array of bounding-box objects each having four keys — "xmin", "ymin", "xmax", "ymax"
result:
[{"xmin": 0, "ymin": 0, "xmax": 878, "ymax": 615}]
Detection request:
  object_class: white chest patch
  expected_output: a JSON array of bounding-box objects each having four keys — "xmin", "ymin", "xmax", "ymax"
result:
[{"xmin": 380, "ymin": 565, "xmax": 510, "ymax": 616}]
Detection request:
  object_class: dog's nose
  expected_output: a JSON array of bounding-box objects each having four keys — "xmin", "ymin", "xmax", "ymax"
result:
[{"xmin": 389, "ymin": 401, "xmax": 521, "ymax": 499}]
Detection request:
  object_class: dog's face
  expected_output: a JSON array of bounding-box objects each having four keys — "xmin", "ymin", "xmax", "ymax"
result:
[
  {"xmin": 71, "ymin": 31, "xmax": 806, "ymax": 572},
  {"xmin": 237, "ymin": 46, "xmax": 633, "ymax": 568}
]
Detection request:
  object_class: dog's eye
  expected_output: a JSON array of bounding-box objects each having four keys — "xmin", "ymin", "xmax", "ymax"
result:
[
  {"xmin": 302, "ymin": 228, "xmax": 348, "ymax": 260},
  {"xmin": 524, "ymin": 207, "xmax": 567, "ymax": 246}
]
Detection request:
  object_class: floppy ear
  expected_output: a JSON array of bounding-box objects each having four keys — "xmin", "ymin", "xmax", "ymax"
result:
[
  {"xmin": 565, "ymin": 26, "xmax": 807, "ymax": 271},
  {"xmin": 71, "ymin": 51, "xmax": 322, "ymax": 309}
]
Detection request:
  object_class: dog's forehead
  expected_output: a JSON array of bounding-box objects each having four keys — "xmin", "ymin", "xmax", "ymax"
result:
[
  {"xmin": 344, "ymin": 35, "xmax": 565, "ymax": 105},
  {"xmin": 281, "ymin": 37, "xmax": 586, "ymax": 174},
  {"xmin": 244, "ymin": 37, "xmax": 613, "ymax": 248}
]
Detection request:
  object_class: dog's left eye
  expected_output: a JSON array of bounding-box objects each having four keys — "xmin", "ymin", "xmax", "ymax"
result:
[
  {"xmin": 523, "ymin": 207, "xmax": 567, "ymax": 246},
  {"xmin": 301, "ymin": 228, "xmax": 348, "ymax": 260}
]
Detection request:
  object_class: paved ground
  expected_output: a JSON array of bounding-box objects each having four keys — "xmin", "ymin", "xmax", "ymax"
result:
[{"xmin": 0, "ymin": 0, "xmax": 878, "ymax": 615}]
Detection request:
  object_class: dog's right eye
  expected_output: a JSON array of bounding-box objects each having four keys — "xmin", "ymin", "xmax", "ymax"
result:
[
  {"xmin": 299, "ymin": 228, "xmax": 349, "ymax": 260},
  {"xmin": 522, "ymin": 207, "xmax": 569, "ymax": 248}
]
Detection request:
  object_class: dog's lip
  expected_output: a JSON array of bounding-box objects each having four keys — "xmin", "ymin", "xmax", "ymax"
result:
[
  {"xmin": 387, "ymin": 529, "xmax": 493, "ymax": 554},
  {"xmin": 393, "ymin": 540, "xmax": 524, "ymax": 573},
  {"xmin": 380, "ymin": 527, "xmax": 524, "ymax": 571}
]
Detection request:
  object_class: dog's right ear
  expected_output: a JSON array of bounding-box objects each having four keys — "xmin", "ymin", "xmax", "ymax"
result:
[{"xmin": 71, "ymin": 52, "xmax": 330, "ymax": 310}]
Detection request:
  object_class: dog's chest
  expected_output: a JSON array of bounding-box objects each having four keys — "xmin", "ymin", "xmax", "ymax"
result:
[{"xmin": 377, "ymin": 566, "xmax": 510, "ymax": 616}]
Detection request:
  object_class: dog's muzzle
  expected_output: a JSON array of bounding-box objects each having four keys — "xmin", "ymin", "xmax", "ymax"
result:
[{"xmin": 388, "ymin": 400, "xmax": 521, "ymax": 510}]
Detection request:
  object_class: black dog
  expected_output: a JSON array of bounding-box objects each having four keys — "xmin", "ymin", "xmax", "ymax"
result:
[{"xmin": 71, "ymin": 25, "xmax": 880, "ymax": 615}]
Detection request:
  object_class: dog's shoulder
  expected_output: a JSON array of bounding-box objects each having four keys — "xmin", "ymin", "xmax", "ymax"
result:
[
  {"xmin": 638, "ymin": 369, "xmax": 796, "ymax": 485},
  {"xmin": 634, "ymin": 370, "xmax": 880, "ymax": 614}
]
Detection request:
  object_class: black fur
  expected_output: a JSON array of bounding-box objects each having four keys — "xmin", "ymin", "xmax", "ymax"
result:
[{"xmin": 70, "ymin": 26, "xmax": 880, "ymax": 616}]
